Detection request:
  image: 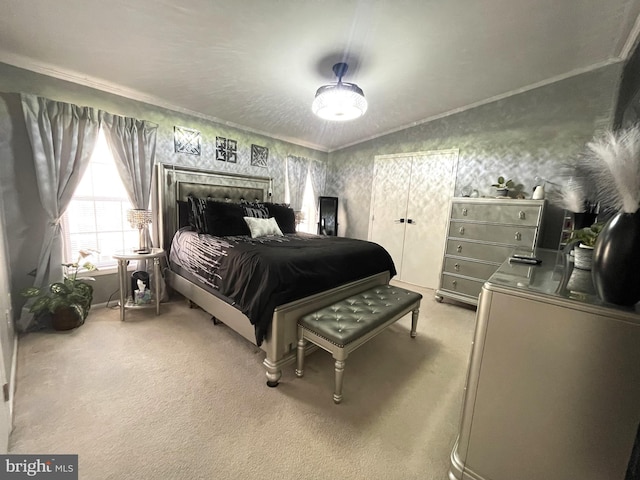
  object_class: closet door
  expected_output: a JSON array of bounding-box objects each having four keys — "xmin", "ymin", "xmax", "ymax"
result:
[
  {"xmin": 401, "ymin": 151, "xmax": 458, "ymax": 287},
  {"xmin": 369, "ymin": 156, "xmax": 412, "ymax": 274},
  {"xmin": 370, "ymin": 150, "xmax": 458, "ymax": 288}
]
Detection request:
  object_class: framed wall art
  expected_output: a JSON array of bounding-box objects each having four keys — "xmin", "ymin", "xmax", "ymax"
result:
[
  {"xmin": 174, "ymin": 126, "xmax": 201, "ymax": 155},
  {"xmin": 216, "ymin": 136, "xmax": 238, "ymax": 162},
  {"xmin": 251, "ymin": 144, "xmax": 268, "ymax": 168}
]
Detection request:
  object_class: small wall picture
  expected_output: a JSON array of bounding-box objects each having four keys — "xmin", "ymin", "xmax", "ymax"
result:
[
  {"xmin": 174, "ymin": 126, "xmax": 201, "ymax": 155},
  {"xmin": 251, "ymin": 144, "xmax": 268, "ymax": 168},
  {"xmin": 216, "ymin": 137, "xmax": 227, "ymax": 161},
  {"xmin": 227, "ymin": 139, "xmax": 237, "ymax": 163},
  {"xmin": 216, "ymin": 136, "xmax": 238, "ymax": 162}
]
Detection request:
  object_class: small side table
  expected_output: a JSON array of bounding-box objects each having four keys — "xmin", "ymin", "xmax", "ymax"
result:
[{"xmin": 112, "ymin": 248, "xmax": 165, "ymax": 321}]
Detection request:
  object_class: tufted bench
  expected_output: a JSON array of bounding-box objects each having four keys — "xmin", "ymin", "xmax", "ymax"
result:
[{"xmin": 295, "ymin": 284, "xmax": 422, "ymax": 403}]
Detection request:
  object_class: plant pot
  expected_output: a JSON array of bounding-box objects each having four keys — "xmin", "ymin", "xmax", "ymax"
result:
[
  {"xmin": 51, "ymin": 306, "xmax": 85, "ymax": 331},
  {"xmin": 495, "ymin": 188, "xmax": 509, "ymax": 197},
  {"xmin": 573, "ymin": 244, "xmax": 593, "ymax": 270}
]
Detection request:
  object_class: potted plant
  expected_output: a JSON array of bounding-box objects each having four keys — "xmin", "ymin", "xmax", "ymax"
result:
[
  {"xmin": 491, "ymin": 176, "xmax": 515, "ymax": 197},
  {"xmin": 566, "ymin": 223, "xmax": 603, "ymax": 270},
  {"xmin": 22, "ymin": 250, "xmax": 97, "ymax": 331}
]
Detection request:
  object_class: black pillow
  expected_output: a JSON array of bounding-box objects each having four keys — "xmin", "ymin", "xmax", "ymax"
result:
[
  {"xmin": 265, "ymin": 203, "xmax": 296, "ymax": 234},
  {"xmin": 187, "ymin": 195, "xmax": 208, "ymax": 233},
  {"xmin": 204, "ymin": 200, "xmax": 251, "ymax": 236},
  {"xmin": 241, "ymin": 201, "xmax": 269, "ymax": 219},
  {"xmin": 177, "ymin": 200, "xmax": 194, "ymax": 229}
]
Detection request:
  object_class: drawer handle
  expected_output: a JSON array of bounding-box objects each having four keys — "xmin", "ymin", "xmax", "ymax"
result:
[
  {"xmin": 457, "ymin": 244, "xmax": 462, "ymax": 253},
  {"xmin": 518, "ymin": 210, "xmax": 525, "ymax": 220},
  {"xmin": 454, "ymin": 263, "xmax": 460, "ymax": 271},
  {"xmin": 462, "ymin": 208, "xmax": 468, "ymax": 216},
  {"xmin": 459, "ymin": 226, "xmax": 465, "ymax": 235},
  {"xmin": 515, "ymin": 231, "xmax": 522, "ymax": 241},
  {"xmin": 452, "ymin": 280, "xmax": 458, "ymax": 288}
]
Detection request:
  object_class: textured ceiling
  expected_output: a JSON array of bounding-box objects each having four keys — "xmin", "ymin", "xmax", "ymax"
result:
[{"xmin": 1, "ymin": 0, "xmax": 639, "ymax": 152}]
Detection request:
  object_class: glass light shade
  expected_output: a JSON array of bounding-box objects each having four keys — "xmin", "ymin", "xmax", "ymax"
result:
[
  {"xmin": 312, "ymin": 83, "xmax": 368, "ymax": 121},
  {"xmin": 126, "ymin": 209, "xmax": 152, "ymax": 253},
  {"xmin": 126, "ymin": 209, "xmax": 152, "ymax": 229}
]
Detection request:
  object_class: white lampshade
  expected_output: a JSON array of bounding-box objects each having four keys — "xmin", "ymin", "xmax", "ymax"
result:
[
  {"xmin": 127, "ymin": 209, "xmax": 152, "ymax": 253},
  {"xmin": 312, "ymin": 83, "xmax": 368, "ymax": 121},
  {"xmin": 127, "ymin": 209, "xmax": 152, "ymax": 229},
  {"xmin": 312, "ymin": 62, "xmax": 368, "ymax": 122}
]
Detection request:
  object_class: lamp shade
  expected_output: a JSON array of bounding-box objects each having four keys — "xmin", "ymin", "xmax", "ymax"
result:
[
  {"xmin": 312, "ymin": 62, "xmax": 368, "ymax": 121},
  {"xmin": 312, "ymin": 83, "xmax": 368, "ymax": 121},
  {"xmin": 126, "ymin": 209, "xmax": 152, "ymax": 228}
]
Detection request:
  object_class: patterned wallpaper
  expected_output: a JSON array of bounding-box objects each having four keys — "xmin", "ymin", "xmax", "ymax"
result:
[
  {"xmin": 326, "ymin": 64, "xmax": 622, "ymax": 247},
  {"xmin": 0, "ymin": 62, "xmax": 328, "ymax": 206}
]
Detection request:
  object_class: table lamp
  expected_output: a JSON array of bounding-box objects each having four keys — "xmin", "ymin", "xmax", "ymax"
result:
[{"xmin": 127, "ymin": 209, "xmax": 153, "ymax": 254}]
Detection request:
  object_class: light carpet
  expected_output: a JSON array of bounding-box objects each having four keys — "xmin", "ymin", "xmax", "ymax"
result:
[{"xmin": 9, "ymin": 282, "xmax": 476, "ymax": 480}]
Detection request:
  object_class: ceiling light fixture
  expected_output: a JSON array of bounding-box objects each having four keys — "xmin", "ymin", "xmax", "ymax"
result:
[{"xmin": 312, "ymin": 62, "xmax": 368, "ymax": 121}]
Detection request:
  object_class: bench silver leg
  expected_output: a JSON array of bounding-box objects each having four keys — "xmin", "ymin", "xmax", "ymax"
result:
[
  {"xmin": 333, "ymin": 359, "xmax": 345, "ymax": 404},
  {"xmin": 295, "ymin": 335, "xmax": 306, "ymax": 378},
  {"xmin": 411, "ymin": 308, "xmax": 419, "ymax": 338}
]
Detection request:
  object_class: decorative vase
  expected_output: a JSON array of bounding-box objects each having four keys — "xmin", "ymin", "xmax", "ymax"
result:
[
  {"xmin": 591, "ymin": 210, "xmax": 640, "ymax": 306},
  {"xmin": 573, "ymin": 244, "xmax": 593, "ymax": 270}
]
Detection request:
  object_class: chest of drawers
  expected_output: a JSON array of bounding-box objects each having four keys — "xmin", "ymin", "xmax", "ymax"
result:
[{"xmin": 435, "ymin": 198, "xmax": 545, "ymax": 305}]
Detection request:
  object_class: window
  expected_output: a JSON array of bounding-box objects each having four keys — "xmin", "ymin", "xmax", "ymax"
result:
[
  {"xmin": 297, "ymin": 171, "xmax": 318, "ymax": 234},
  {"xmin": 62, "ymin": 130, "xmax": 136, "ymax": 269}
]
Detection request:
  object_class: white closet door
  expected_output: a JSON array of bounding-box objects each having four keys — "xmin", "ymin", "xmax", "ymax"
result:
[
  {"xmin": 401, "ymin": 151, "xmax": 458, "ymax": 288},
  {"xmin": 369, "ymin": 156, "xmax": 412, "ymax": 277},
  {"xmin": 370, "ymin": 150, "xmax": 458, "ymax": 288}
]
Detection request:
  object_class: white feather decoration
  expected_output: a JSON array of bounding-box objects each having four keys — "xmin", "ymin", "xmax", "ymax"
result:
[{"xmin": 585, "ymin": 125, "xmax": 640, "ymax": 214}]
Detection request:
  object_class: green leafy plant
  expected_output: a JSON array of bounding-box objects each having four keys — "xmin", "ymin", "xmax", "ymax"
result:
[
  {"xmin": 567, "ymin": 223, "xmax": 604, "ymax": 248},
  {"xmin": 491, "ymin": 176, "xmax": 515, "ymax": 190},
  {"xmin": 22, "ymin": 250, "xmax": 98, "ymax": 324}
]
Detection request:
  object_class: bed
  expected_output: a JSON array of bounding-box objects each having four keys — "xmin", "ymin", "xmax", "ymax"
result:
[{"xmin": 154, "ymin": 163, "xmax": 395, "ymax": 386}]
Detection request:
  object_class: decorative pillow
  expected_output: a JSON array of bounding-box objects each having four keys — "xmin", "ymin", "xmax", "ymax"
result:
[
  {"xmin": 241, "ymin": 201, "xmax": 269, "ymax": 219},
  {"xmin": 177, "ymin": 200, "xmax": 194, "ymax": 229},
  {"xmin": 204, "ymin": 200, "xmax": 251, "ymax": 236},
  {"xmin": 244, "ymin": 217, "xmax": 284, "ymax": 238},
  {"xmin": 187, "ymin": 195, "xmax": 208, "ymax": 233},
  {"xmin": 265, "ymin": 203, "xmax": 297, "ymax": 234}
]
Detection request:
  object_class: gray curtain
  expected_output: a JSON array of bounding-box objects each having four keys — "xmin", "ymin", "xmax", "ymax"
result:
[
  {"xmin": 19, "ymin": 94, "xmax": 100, "ymax": 331},
  {"xmin": 101, "ymin": 113, "xmax": 164, "ymax": 297},
  {"xmin": 101, "ymin": 113, "xmax": 157, "ymax": 211},
  {"xmin": 286, "ymin": 155, "xmax": 307, "ymax": 211}
]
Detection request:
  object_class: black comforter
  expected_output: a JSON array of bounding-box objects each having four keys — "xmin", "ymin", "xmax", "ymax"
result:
[{"xmin": 169, "ymin": 229, "xmax": 396, "ymax": 345}]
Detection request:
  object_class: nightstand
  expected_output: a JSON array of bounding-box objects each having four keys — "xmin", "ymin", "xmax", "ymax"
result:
[{"xmin": 112, "ymin": 248, "xmax": 165, "ymax": 321}]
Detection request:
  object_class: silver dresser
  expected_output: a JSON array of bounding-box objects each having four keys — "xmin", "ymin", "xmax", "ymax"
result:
[
  {"xmin": 436, "ymin": 198, "xmax": 545, "ymax": 305},
  {"xmin": 449, "ymin": 248, "xmax": 640, "ymax": 480}
]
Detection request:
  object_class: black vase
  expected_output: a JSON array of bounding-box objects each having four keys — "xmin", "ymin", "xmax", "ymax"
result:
[{"xmin": 591, "ymin": 210, "xmax": 640, "ymax": 306}]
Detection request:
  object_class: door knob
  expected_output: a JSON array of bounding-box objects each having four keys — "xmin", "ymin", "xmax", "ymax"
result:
[
  {"xmin": 394, "ymin": 218, "xmax": 405, "ymax": 223},
  {"xmin": 407, "ymin": 219, "xmax": 415, "ymax": 224}
]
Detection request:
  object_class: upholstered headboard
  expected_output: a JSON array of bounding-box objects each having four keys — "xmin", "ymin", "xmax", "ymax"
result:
[{"xmin": 154, "ymin": 163, "xmax": 271, "ymax": 251}]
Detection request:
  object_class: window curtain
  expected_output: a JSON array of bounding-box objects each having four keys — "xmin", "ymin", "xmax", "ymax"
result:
[
  {"xmin": 18, "ymin": 94, "xmax": 100, "ymax": 332},
  {"xmin": 286, "ymin": 155, "xmax": 307, "ymax": 211},
  {"xmin": 308, "ymin": 159, "xmax": 327, "ymax": 229},
  {"xmin": 101, "ymin": 113, "xmax": 165, "ymax": 298}
]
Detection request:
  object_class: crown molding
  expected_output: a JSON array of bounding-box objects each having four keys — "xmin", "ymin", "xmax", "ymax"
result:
[
  {"xmin": 329, "ymin": 59, "xmax": 621, "ymax": 152},
  {"xmin": 0, "ymin": 52, "xmax": 328, "ymax": 153}
]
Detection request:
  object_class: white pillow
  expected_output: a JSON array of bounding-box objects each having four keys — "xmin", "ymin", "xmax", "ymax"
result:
[{"xmin": 244, "ymin": 216, "xmax": 284, "ymax": 238}]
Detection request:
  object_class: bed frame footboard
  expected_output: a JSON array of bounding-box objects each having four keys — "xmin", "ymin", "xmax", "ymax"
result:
[{"xmin": 167, "ymin": 269, "xmax": 390, "ymax": 386}]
